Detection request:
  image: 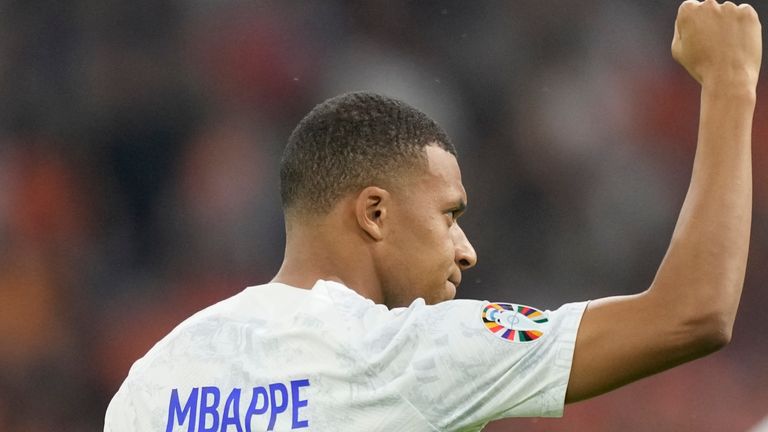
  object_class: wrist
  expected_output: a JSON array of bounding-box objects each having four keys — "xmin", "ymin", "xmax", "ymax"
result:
[
  {"xmin": 701, "ymin": 68, "xmax": 759, "ymax": 98},
  {"xmin": 701, "ymin": 80, "xmax": 757, "ymax": 105}
]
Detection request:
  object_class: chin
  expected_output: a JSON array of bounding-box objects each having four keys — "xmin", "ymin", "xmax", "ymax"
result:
[
  {"xmin": 446, "ymin": 282, "xmax": 457, "ymax": 301},
  {"xmin": 429, "ymin": 281, "xmax": 456, "ymax": 304}
]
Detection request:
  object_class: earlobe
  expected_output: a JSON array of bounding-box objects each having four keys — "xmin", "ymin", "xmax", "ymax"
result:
[{"xmin": 355, "ymin": 186, "xmax": 389, "ymax": 241}]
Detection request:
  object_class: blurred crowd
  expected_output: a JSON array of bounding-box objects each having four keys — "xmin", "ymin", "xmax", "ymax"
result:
[{"xmin": 1, "ymin": 1, "xmax": 767, "ymax": 430}]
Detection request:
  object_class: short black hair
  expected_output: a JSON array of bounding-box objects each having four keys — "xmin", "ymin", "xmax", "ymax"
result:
[{"xmin": 280, "ymin": 91, "xmax": 455, "ymax": 216}]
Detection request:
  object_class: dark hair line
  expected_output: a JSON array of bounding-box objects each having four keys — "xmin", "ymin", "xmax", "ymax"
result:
[{"xmin": 279, "ymin": 91, "xmax": 456, "ymax": 215}]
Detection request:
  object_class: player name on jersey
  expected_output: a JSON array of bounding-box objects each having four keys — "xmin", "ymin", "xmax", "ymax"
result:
[{"xmin": 166, "ymin": 379, "xmax": 310, "ymax": 432}]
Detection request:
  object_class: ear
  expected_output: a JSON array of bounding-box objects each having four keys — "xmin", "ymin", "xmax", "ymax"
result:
[{"xmin": 355, "ymin": 186, "xmax": 390, "ymax": 241}]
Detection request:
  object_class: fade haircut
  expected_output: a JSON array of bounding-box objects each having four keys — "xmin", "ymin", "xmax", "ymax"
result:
[{"xmin": 280, "ymin": 92, "xmax": 456, "ymax": 216}]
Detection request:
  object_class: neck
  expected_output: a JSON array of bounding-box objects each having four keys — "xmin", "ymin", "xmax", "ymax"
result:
[{"xmin": 271, "ymin": 207, "xmax": 384, "ymax": 303}]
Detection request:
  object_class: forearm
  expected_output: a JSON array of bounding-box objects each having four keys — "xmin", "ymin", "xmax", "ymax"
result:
[
  {"xmin": 566, "ymin": 2, "xmax": 761, "ymax": 404},
  {"xmin": 650, "ymin": 80, "xmax": 755, "ymax": 336},
  {"xmin": 566, "ymin": 82, "xmax": 756, "ymax": 403}
]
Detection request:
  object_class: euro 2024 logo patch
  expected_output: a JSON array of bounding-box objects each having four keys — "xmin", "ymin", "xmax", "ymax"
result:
[{"xmin": 482, "ymin": 303, "xmax": 549, "ymax": 342}]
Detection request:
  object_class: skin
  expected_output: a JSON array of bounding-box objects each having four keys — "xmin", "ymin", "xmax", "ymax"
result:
[
  {"xmin": 566, "ymin": 0, "xmax": 761, "ymax": 402},
  {"xmin": 273, "ymin": 145, "xmax": 477, "ymax": 308},
  {"xmin": 275, "ymin": 0, "xmax": 761, "ymax": 405}
]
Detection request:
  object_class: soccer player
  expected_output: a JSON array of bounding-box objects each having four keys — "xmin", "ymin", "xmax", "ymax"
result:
[{"xmin": 105, "ymin": 1, "xmax": 761, "ymax": 431}]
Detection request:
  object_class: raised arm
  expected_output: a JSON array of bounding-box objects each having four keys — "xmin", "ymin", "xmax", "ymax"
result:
[{"xmin": 566, "ymin": 0, "xmax": 762, "ymax": 403}]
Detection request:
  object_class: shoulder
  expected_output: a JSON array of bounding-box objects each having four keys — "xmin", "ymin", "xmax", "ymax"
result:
[{"xmin": 124, "ymin": 283, "xmax": 313, "ymax": 375}]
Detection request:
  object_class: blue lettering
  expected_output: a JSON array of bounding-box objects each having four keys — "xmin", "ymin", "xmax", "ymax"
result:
[
  {"xmin": 166, "ymin": 388, "xmax": 198, "ymax": 432},
  {"xmin": 199, "ymin": 386, "xmax": 221, "ymax": 432},
  {"xmin": 267, "ymin": 383, "xmax": 288, "ymax": 431},
  {"xmin": 221, "ymin": 388, "xmax": 244, "ymax": 432},
  {"xmin": 290, "ymin": 379, "xmax": 310, "ymax": 429},
  {"xmin": 245, "ymin": 386, "xmax": 268, "ymax": 432},
  {"xmin": 166, "ymin": 379, "xmax": 309, "ymax": 432}
]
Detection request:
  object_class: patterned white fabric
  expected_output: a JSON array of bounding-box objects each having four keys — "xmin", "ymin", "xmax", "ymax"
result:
[
  {"xmin": 749, "ymin": 416, "xmax": 768, "ymax": 432},
  {"xmin": 105, "ymin": 280, "xmax": 587, "ymax": 432}
]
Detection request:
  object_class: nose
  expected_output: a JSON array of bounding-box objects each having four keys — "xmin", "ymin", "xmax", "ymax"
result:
[{"xmin": 453, "ymin": 224, "xmax": 477, "ymax": 271}]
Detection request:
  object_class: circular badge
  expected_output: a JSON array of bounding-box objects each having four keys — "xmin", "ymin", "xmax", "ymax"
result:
[{"xmin": 482, "ymin": 303, "xmax": 549, "ymax": 342}]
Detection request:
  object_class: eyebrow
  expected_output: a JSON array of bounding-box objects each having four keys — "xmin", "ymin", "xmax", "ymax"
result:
[{"xmin": 452, "ymin": 201, "xmax": 467, "ymax": 214}]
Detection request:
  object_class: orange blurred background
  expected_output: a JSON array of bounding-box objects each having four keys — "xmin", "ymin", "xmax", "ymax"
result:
[{"xmin": 0, "ymin": 1, "xmax": 767, "ymax": 430}]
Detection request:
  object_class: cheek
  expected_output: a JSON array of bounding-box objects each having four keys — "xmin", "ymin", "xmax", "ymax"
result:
[
  {"xmin": 408, "ymin": 222, "xmax": 452, "ymax": 261},
  {"xmin": 383, "ymin": 213, "xmax": 455, "ymax": 289},
  {"xmin": 414, "ymin": 226, "xmax": 455, "ymax": 283}
]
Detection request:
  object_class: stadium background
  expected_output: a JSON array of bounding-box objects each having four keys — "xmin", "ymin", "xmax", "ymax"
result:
[{"xmin": 1, "ymin": 0, "xmax": 767, "ymax": 430}]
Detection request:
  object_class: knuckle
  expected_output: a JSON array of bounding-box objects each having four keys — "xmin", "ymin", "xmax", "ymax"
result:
[
  {"xmin": 738, "ymin": 4, "xmax": 758, "ymax": 18},
  {"xmin": 734, "ymin": 5, "xmax": 759, "ymax": 24},
  {"xmin": 678, "ymin": 3, "xmax": 695, "ymax": 20},
  {"xmin": 679, "ymin": 0, "xmax": 696, "ymax": 13}
]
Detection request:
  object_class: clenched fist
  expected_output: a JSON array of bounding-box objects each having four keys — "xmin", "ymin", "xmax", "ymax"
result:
[{"xmin": 672, "ymin": 0, "xmax": 762, "ymax": 88}]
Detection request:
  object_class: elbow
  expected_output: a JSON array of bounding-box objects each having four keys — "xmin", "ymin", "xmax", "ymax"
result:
[
  {"xmin": 683, "ymin": 312, "xmax": 733, "ymax": 356},
  {"xmin": 651, "ymin": 286, "xmax": 739, "ymax": 358},
  {"xmin": 698, "ymin": 323, "xmax": 732, "ymax": 353}
]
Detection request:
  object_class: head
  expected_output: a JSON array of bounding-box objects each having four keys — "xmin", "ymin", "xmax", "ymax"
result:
[{"xmin": 280, "ymin": 92, "xmax": 477, "ymax": 307}]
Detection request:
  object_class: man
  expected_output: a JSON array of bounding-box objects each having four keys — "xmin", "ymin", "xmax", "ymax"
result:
[{"xmin": 105, "ymin": 1, "xmax": 761, "ymax": 430}]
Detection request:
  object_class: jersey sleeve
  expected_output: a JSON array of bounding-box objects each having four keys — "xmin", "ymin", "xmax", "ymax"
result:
[{"xmin": 357, "ymin": 298, "xmax": 588, "ymax": 431}]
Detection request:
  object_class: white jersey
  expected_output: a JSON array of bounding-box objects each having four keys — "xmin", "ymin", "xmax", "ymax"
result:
[{"xmin": 104, "ymin": 280, "xmax": 587, "ymax": 432}]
